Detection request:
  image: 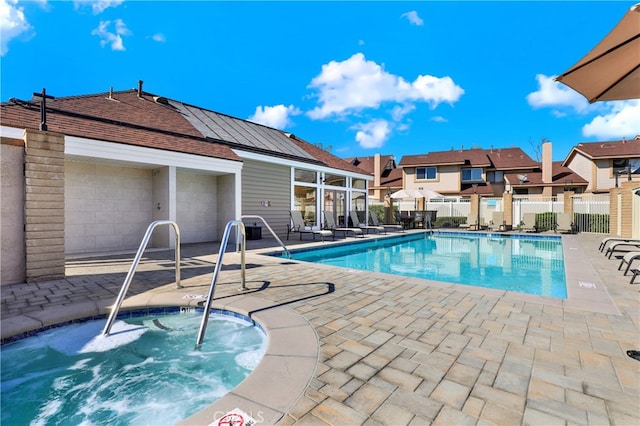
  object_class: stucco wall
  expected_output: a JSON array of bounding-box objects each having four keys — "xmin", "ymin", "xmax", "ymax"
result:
[
  {"xmin": 567, "ymin": 153, "xmax": 595, "ymax": 191},
  {"xmin": 177, "ymin": 171, "xmax": 218, "ymax": 243},
  {"xmin": 1, "ymin": 141, "xmax": 26, "ymax": 284},
  {"xmin": 65, "ymin": 161, "xmax": 153, "ymax": 254}
]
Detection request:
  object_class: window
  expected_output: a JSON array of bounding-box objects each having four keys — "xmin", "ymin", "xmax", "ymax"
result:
[
  {"xmin": 461, "ymin": 168, "xmax": 483, "ymax": 182},
  {"xmin": 324, "ymin": 173, "xmax": 346, "ymax": 187},
  {"xmin": 295, "ymin": 169, "xmax": 316, "ymax": 183},
  {"xmin": 352, "ymin": 178, "xmax": 366, "ymax": 190},
  {"xmin": 416, "ymin": 167, "xmax": 437, "ymax": 180},
  {"xmin": 613, "ymin": 159, "xmax": 640, "ymax": 175},
  {"xmin": 486, "ymin": 171, "xmax": 504, "ymax": 183}
]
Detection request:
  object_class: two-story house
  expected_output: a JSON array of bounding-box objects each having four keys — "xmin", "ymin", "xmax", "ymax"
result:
[
  {"xmin": 398, "ymin": 146, "xmax": 539, "ymax": 197},
  {"xmin": 562, "ymin": 137, "xmax": 640, "ymax": 193}
]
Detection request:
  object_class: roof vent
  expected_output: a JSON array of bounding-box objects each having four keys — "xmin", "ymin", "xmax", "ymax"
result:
[
  {"xmin": 153, "ymin": 96, "xmax": 168, "ymax": 105},
  {"xmin": 137, "ymin": 80, "xmax": 143, "ymax": 98}
]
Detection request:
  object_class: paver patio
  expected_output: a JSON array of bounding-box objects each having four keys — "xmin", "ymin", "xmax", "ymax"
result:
[{"xmin": 1, "ymin": 232, "xmax": 639, "ymax": 425}]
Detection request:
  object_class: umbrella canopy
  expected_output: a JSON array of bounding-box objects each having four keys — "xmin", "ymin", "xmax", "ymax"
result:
[
  {"xmin": 389, "ymin": 189, "xmax": 424, "ymax": 199},
  {"xmin": 415, "ymin": 188, "xmax": 445, "ymax": 200},
  {"xmin": 555, "ymin": 3, "xmax": 640, "ymax": 103}
]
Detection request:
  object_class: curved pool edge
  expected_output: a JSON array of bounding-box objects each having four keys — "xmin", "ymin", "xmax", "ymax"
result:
[{"xmin": 1, "ymin": 293, "xmax": 319, "ymax": 426}]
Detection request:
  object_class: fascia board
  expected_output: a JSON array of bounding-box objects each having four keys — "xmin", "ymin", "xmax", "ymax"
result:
[
  {"xmin": 234, "ymin": 149, "xmax": 373, "ymax": 181},
  {"xmin": 66, "ymin": 136, "xmax": 243, "ymax": 174}
]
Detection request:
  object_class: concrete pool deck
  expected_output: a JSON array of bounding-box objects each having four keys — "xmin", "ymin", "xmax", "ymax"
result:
[{"xmin": 1, "ymin": 231, "xmax": 639, "ymax": 425}]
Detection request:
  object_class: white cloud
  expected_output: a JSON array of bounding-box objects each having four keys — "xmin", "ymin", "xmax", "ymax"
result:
[
  {"xmin": 74, "ymin": 0, "xmax": 123, "ymax": 15},
  {"xmin": 0, "ymin": 0, "xmax": 32, "ymax": 56},
  {"xmin": 391, "ymin": 104, "xmax": 415, "ymax": 121},
  {"xmin": 151, "ymin": 33, "xmax": 165, "ymax": 42},
  {"xmin": 582, "ymin": 100, "xmax": 640, "ymax": 139},
  {"xmin": 526, "ymin": 74, "xmax": 589, "ymax": 113},
  {"xmin": 352, "ymin": 120, "xmax": 392, "ymax": 149},
  {"xmin": 307, "ymin": 53, "xmax": 464, "ymax": 119},
  {"xmin": 430, "ymin": 116, "xmax": 448, "ymax": 123},
  {"xmin": 248, "ymin": 104, "xmax": 301, "ymax": 130},
  {"xmin": 401, "ymin": 11, "xmax": 424, "ymax": 26},
  {"xmin": 91, "ymin": 18, "xmax": 130, "ymax": 51},
  {"xmin": 528, "ymin": 74, "xmax": 640, "ymax": 140}
]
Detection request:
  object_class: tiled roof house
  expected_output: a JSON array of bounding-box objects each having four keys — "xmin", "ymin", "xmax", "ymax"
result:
[
  {"xmin": 399, "ymin": 146, "xmax": 540, "ymax": 196},
  {"xmin": 0, "ymin": 84, "xmax": 370, "ymax": 283},
  {"xmin": 344, "ymin": 154, "xmax": 403, "ymax": 201},
  {"xmin": 562, "ymin": 137, "xmax": 640, "ymax": 193}
]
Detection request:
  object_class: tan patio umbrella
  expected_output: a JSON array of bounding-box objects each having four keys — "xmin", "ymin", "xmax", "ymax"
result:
[{"xmin": 555, "ymin": 3, "xmax": 640, "ymax": 103}]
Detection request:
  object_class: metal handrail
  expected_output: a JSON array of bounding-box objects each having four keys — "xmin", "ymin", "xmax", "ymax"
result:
[
  {"xmin": 240, "ymin": 214, "xmax": 291, "ymax": 258},
  {"xmin": 102, "ymin": 220, "xmax": 181, "ymax": 336},
  {"xmin": 195, "ymin": 220, "xmax": 246, "ymax": 348}
]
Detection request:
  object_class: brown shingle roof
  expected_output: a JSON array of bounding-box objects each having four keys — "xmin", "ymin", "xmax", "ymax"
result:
[
  {"xmin": 286, "ymin": 135, "xmax": 367, "ymax": 175},
  {"xmin": 399, "ymin": 147, "xmax": 536, "ymax": 170},
  {"xmin": 563, "ymin": 137, "xmax": 640, "ymax": 165},
  {"xmin": 1, "ymin": 91, "xmax": 241, "ymax": 161},
  {"xmin": 505, "ymin": 162, "xmax": 588, "ymax": 187}
]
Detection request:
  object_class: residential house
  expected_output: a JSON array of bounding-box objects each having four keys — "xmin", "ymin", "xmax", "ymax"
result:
[
  {"xmin": 344, "ymin": 154, "xmax": 403, "ymax": 201},
  {"xmin": 562, "ymin": 137, "xmax": 640, "ymax": 193},
  {"xmin": 505, "ymin": 141, "xmax": 588, "ymax": 196},
  {"xmin": 0, "ymin": 84, "xmax": 370, "ymax": 284},
  {"xmin": 399, "ymin": 146, "xmax": 539, "ymax": 197}
]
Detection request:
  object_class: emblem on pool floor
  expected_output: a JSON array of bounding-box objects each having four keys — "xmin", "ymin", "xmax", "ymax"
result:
[{"xmin": 213, "ymin": 408, "xmax": 257, "ymax": 426}]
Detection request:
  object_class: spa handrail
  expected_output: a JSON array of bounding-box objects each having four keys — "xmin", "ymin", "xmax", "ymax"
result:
[
  {"xmin": 195, "ymin": 220, "xmax": 247, "ymax": 348},
  {"xmin": 102, "ymin": 220, "xmax": 182, "ymax": 336},
  {"xmin": 240, "ymin": 214, "xmax": 291, "ymax": 258}
]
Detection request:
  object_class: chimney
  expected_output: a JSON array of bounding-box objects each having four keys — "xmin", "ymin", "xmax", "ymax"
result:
[
  {"xmin": 542, "ymin": 141, "xmax": 552, "ymax": 184},
  {"xmin": 374, "ymin": 153, "xmax": 381, "ymax": 189},
  {"xmin": 137, "ymin": 80, "xmax": 143, "ymax": 98}
]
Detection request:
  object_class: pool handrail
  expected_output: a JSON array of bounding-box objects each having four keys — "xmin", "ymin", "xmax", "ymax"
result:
[
  {"xmin": 195, "ymin": 220, "xmax": 247, "ymax": 348},
  {"xmin": 240, "ymin": 214, "xmax": 291, "ymax": 258},
  {"xmin": 102, "ymin": 220, "xmax": 182, "ymax": 336}
]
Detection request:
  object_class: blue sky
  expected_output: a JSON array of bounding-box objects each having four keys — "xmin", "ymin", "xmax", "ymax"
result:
[{"xmin": 1, "ymin": 1, "xmax": 639, "ymax": 162}]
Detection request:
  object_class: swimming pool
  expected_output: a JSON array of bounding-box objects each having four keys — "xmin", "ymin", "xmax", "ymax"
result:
[
  {"xmin": 274, "ymin": 232, "xmax": 567, "ymax": 298},
  {"xmin": 1, "ymin": 308, "xmax": 266, "ymax": 425}
]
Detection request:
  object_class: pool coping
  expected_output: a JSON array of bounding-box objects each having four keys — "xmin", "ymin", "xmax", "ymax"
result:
[
  {"xmin": 253, "ymin": 230, "xmax": 620, "ymax": 316},
  {"xmin": 1, "ymin": 292, "xmax": 319, "ymax": 426}
]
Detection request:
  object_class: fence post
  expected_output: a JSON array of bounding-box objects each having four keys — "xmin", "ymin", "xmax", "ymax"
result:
[{"xmin": 503, "ymin": 192, "xmax": 513, "ymax": 227}]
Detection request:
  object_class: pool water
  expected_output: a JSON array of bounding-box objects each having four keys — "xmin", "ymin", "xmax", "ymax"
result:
[
  {"xmin": 283, "ymin": 232, "xmax": 567, "ymax": 298},
  {"xmin": 1, "ymin": 309, "xmax": 266, "ymax": 425}
]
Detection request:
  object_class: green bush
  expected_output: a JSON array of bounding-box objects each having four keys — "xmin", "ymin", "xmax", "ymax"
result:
[
  {"xmin": 435, "ymin": 216, "xmax": 467, "ymax": 228},
  {"xmin": 535, "ymin": 212, "xmax": 556, "ymax": 232},
  {"xmin": 575, "ymin": 213, "xmax": 609, "ymax": 233}
]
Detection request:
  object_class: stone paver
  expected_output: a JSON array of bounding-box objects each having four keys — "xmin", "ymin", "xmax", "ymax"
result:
[{"xmin": 1, "ymin": 232, "xmax": 639, "ymax": 425}]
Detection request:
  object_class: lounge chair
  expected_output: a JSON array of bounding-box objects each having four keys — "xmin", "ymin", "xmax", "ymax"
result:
[
  {"xmin": 599, "ymin": 237, "xmax": 640, "ymax": 252},
  {"xmin": 369, "ymin": 211, "xmax": 404, "ymax": 232},
  {"xmin": 287, "ymin": 210, "xmax": 333, "ymax": 241},
  {"xmin": 349, "ymin": 210, "xmax": 385, "ymax": 234},
  {"xmin": 605, "ymin": 240, "xmax": 640, "ymax": 259},
  {"xmin": 324, "ymin": 212, "xmax": 363, "ymax": 238},
  {"xmin": 520, "ymin": 213, "xmax": 537, "ymax": 232},
  {"xmin": 459, "ymin": 213, "xmax": 476, "ymax": 230},
  {"xmin": 618, "ymin": 251, "xmax": 640, "ymax": 283},
  {"xmin": 490, "ymin": 211, "xmax": 504, "ymax": 231},
  {"xmin": 555, "ymin": 213, "xmax": 574, "ymax": 234}
]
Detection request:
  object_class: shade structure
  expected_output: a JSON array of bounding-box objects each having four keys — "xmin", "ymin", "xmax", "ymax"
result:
[
  {"xmin": 415, "ymin": 188, "xmax": 445, "ymax": 200},
  {"xmin": 555, "ymin": 3, "xmax": 640, "ymax": 103},
  {"xmin": 388, "ymin": 189, "xmax": 423, "ymax": 199}
]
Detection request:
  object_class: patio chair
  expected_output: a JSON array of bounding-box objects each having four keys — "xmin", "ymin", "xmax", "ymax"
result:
[
  {"xmin": 555, "ymin": 213, "xmax": 574, "ymax": 234},
  {"xmin": 349, "ymin": 210, "xmax": 385, "ymax": 234},
  {"xmin": 459, "ymin": 213, "xmax": 476, "ymax": 230},
  {"xmin": 520, "ymin": 213, "xmax": 537, "ymax": 232},
  {"xmin": 605, "ymin": 240, "xmax": 640, "ymax": 259},
  {"xmin": 599, "ymin": 237, "xmax": 640, "ymax": 252},
  {"xmin": 287, "ymin": 210, "xmax": 333, "ymax": 241},
  {"xmin": 324, "ymin": 212, "xmax": 363, "ymax": 238},
  {"xmin": 369, "ymin": 211, "xmax": 404, "ymax": 232},
  {"xmin": 489, "ymin": 211, "xmax": 503, "ymax": 231},
  {"xmin": 618, "ymin": 251, "xmax": 640, "ymax": 283}
]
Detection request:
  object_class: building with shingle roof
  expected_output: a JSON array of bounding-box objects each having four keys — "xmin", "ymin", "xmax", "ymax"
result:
[
  {"xmin": 0, "ymin": 83, "xmax": 370, "ymax": 283},
  {"xmin": 562, "ymin": 137, "xmax": 640, "ymax": 193}
]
